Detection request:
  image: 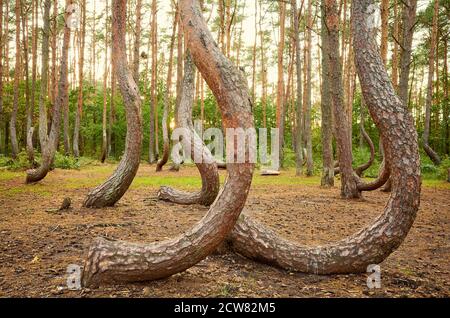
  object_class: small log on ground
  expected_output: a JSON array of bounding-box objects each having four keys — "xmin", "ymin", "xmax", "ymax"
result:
[{"xmin": 260, "ymin": 170, "xmax": 281, "ymax": 176}]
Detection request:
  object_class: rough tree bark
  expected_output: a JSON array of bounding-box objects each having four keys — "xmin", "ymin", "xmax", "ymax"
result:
[
  {"xmin": 423, "ymin": 0, "xmax": 441, "ymax": 165},
  {"xmin": 225, "ymin": 0, "xmax": 421, "ymax": 275},
  {"xmin": 157, "ymin": 52, "xmax": 220, "ymax": 206},
  {"xmin": 10, "ymin": 0, "xmax": 21, "ymax": 159},
  {"xmin": 0, "ymin": 0, "xmax": 3, "ymax": 155},
  {"xmin": 81, "ymin": 0, "xmax": 254, "ymax": 286},
  {"xmin": 132, "ymin": 0, "xmax": 142, "ymax": 83},
  {"xmin": 26, "ymin": 0, "xmax": 71, "ymax": 184},
  {"xmin": 21, "ymin": 4, "xmax": 34, "ymax": 165},
  {"xmin": 398, "ymin": 0, "xmax": 417, "ymax": 105},
  {"xmin": 320, "ymin": 0, "xmax": 334, "ymax": 187},
  {"xmin": 101, "ymin": 0, "xmax": 110, "ymax": 164},
  {"xmin": 148, "ymin": 0, "xmax": 158, "ymax": 163},
  {"xmin": 156, "ymin": 5, "xmax": 178, "ymax": 172},
  {"xmin": 276, "ymin": 2, "xmax": 286, "ymax": 169},
  {"xmin": 327, "ymin": 0, "xmax": 360, "ymax": 199},
  {"xmin": 304, "ymin": 0, "xmax": 314, "ymax": 176},
  {"xmin": 73, "ymin": 0, "xmax": 86, "ymax": 158},
  {"xmin": 82, "ymin": 0, "xmax": 143, "ymax": 208},
  {"xmin": 292, "ymin": 0, "xmax": 304, "ymax": 177}
]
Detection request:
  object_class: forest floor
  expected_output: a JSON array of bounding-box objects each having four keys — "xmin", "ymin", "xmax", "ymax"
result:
[{"xmin": 0, "ymin": 164, "xmax": 449, "ymax": 298}]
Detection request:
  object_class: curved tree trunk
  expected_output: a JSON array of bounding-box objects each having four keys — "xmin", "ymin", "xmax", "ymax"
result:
[
  {"xmin": 83, "ymin": 0, "xmax": 142, "ymax": 209},
  {"xmin": 26, "ymin": 0, "xmax": 71, "ymax": 184},
  {"xmin": 156, "ymin": 6, "xmax": 178, "ymax": 172},
  {"xmin": 158, "ymin": 52, "xmax": 219, "ymax": 206},
  {"xmin": 357, "ymin": 159, "xmax": 391, "ymax": 192},
  {"xmin": 225, "ymin": 0, "xmax": 421, "ymax": 275},
  {"xmin": 81, "ymin": 0, "xmax": 254, "ymax": 286}
]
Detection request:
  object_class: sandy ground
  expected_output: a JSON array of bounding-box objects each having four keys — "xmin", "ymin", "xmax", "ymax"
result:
[{"xmin": 0, "ymin": 165, "xmax": 449, "ymax": 298}]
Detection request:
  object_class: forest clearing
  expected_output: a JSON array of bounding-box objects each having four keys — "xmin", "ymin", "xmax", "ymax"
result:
[
  {"xmin": 0, "ymin": 165, "xmax": 449, "ymax": 297},
  {"xmin": 0, "ymin": 0, "xmax": 449, "ymax": 302}
]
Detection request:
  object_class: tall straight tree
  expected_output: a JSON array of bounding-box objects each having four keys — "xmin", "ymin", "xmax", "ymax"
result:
[
  {"xmin": 327, "ymin": 0, "xmax": 360, "ymax": 198},
  {"xmin": 10, "ymin": 0, "xmax": 21, "ymax": 159},
  {"xmin": 398, "ymin": 0, "xmax": 417, "ymax": 104},
  {"xmin": 156, "ymin": 4, "xmax": 179, "ymax": 172},
  {"xmin": 320, "ymin": 0, "xmax": 334, "ymax": 187},
  {"xmin": 51, "ymin": 0, "xmax": 57, "ymax": 110},
  {"xmin": 380, "ymin": 0, "xmax": 389, "ymax": 65},
  {"xmin": 21, "ymin": 2, "xmax": 34, "ymax": 164},
  {"xmin": 423, "ymin": 0, "xmax": 441, "ymax": 165},
  {"xmin": 392, "ymin": 0, "xmax": 400, "ymax": 89},
  {"xmin": 73, "ymin": 0, "xmax": 86, "ymax": 157},
  {"xmin": 259, "ymin": 0, "xmax": 267, "ymax": 128},
  {"xmin": 292, "ymin": 0, "xmax": 304, "ymax": 176},
  {"xmin": 304, "ymin": 0, "xmax": 313, "ymax": 176},
  {"xmin": 31, "ymin": 0, "xmax": 38, "ymax": 147},
  {"xmin": 132, "ymin": 0, "xmax": 142, "ymax": 83},
  {"xmin": 276, "ymin": 1, "xmax": 286, "ymax": 169},
  {"xmin": 0, "ymin": 0, "xmax": 4, "ymax": 155},
  {"xmin": 101, "ymin": 0, "xmax": 110, "ymax": 163},
  {"xmin": 148, "ymin": 0, "xmax": 158, "ymax": 163},
  {"xmin": 27, "ymin": 0, "xmax": 72, "ymax": 183},
  {"xmin": 152, "ymin": 0, "xmax": 159, "ymax": 161}
]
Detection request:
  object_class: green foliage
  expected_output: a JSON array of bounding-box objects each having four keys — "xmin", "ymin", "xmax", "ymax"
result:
[
  {"xmin": 0, "ymin": 151, "xmax": 37, "ymax": 171},
  {"xmin": 438, "ymin": 157, "xmax": 450, "ymax": 180},
  {"xmin": 54, "ymin": 152, "xmax": 80, "ymax": 170}
]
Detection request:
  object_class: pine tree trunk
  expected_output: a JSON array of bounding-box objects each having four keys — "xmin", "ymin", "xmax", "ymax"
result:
[
  {"xmin": 148, "ymin": 0, "xmax": 158, "ymax": 163},
  {"xmin": 327, "ymin": 0, "xmax": 360, "ymax": 198},
  {"xmin": 259, "ymin": 0, "xmax": 267, "ymax": 129},
  {"xmin": 158, "ymin": 52, "xmax": 220, "ymax": 206},
  {"xmin": 82, "ymin": 0, "xmax": 254, "ymax": 286},
  {"xmin": 100, "ymin": 0, "xmax": 109, "ymax": 163},
  {"xmin": 304, "ymin": 0, "xmax": 314, "ymax": 176},
  {"xmin": 83, "ymin": 0, "xmax": 142, "ymax": 208},
  {"xmin": 73, "ymin": 0, "xmax": 86, "ymax": 158},
  {"xmin": 226, "ymin": 0, "xmax": 421, "ymax": 275},
  {"xmin": 423, "ymin": 0, "xmax": 441, "ymax": 165},
  {"xmin": 276, "ymin": 2, "xmax": 286, "ymax": 169},
  {"xmin": 380, "ymin": 0, "xmax": 389, "ymax": 65},
  {"xmin": 132, "ymin": 0, "xmax": 142, "ymax": 83},
  {"xmin": 398, "ymin": 0, "xmax": 417, "ymax": 105},
  {"xmin": 320, "ymin": 0, "xmax": 334, "ymax": 187},
  {"xmin": 21, "ymin": 4, "xmax": 34, "ymax": 164},
  {"xmin": 0, "ymin": 0, "xmax": 3, "ymax": 155},
  {"xmin": 10, "ymin": 0, "xmax": 21, "ymax": 159},
  {"xmin": 292, "ymin": 0, "xmax": 304, "ymax": 177},
  {"xmin": 26, "ymin": 0, "xmax": 71, "ymax": 183},
  {"xmin": 156, "ymin": 5, "xmax": 178, "ymax": 172},
  {"xmin": 443, "ymin": 38, "xmax": 449, "ymax": 156}
]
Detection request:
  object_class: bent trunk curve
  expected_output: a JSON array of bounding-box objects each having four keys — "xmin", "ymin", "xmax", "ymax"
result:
[
  {"xmin": 81, "ymin": 0, "xmax": 254, "ymax": 286},
  {"xmin": 83, "ymin": 0, "xmax": 143, "ymax": 209},
  {"xmin": 157, "ymin": 52, "xmax": 220, "ymax": 206},
  {"xmin": 225, "ymin": 0, "xmax": 421, "ymax": 275}
]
